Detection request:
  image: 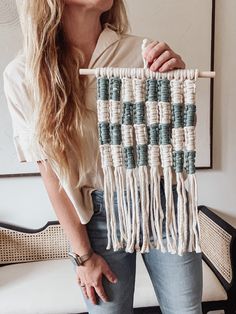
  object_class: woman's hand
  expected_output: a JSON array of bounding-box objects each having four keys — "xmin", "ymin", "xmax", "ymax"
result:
[
  {"xmin": 75, "ymin": 252, "xmax": 118, "ymax": 304},
  {"xmin": 143, "ymin": 41, "xmax": 185, "ymax": 72}
]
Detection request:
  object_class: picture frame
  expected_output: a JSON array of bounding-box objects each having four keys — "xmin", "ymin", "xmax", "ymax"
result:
[{"xmin": 0, "ymin": 0, "xmax": 215, "ymax": 177}]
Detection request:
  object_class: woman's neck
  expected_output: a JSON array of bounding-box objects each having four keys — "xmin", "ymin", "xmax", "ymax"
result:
[{"xmin": 62, "ymin": 4, "xmax": 102, "ymax": 67}]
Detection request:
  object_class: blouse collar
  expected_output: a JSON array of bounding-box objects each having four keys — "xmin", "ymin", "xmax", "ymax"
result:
[{"xmin": 87, "ymin": 24, "xmax": 121, "ymax": 69}]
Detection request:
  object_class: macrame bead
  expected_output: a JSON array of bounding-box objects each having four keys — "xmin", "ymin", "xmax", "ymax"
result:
[
  {"xmin": 158, "ymin": 79, "xmax": 171, "ymax": 102},
  {"xmin": 134, "ymin": 102, "xmax": 145, "ymax": 124},
  {"xmin": 124, "ymin": 146, "xmax": 135, "ymax": 169},
  {"xmin": 137, "ymin": 144, "xmax": 148, "ymax": 166},
  {"xmin": 97, "ymin": 77, "xmax": 109, "ymax": 100},
  {"xmin": 146, "ymin": 78, "xmax": 158, "ymax": 101},
  {"xmin": 98, "ymin": 122, "xmax": 110, "ymax": 144},
  {"xmin": 110, "ymin": 123, "xmax": 121, "ymax": 145},
  {"xmin": 184, "ymin": 104, "xmax": 196, "ymax": 127},
  {"xmin": 109, "ymin": 77, "xmax": 121, "ymax": 101},
  {"xmin": 185, "ymin": 151, "xmax": 196, "ymax": 174},
  {"xmin": 147, "ymin": 123, "xmax": 159, "ymax": 145},
  {"xmin": 122, "ymin": 102, "xmax": 133, "ymax": 125}
]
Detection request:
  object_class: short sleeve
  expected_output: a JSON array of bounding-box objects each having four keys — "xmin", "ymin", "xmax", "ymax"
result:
[{"xmin": 3, "ymin": 58, "xmax": 48, "ymax": 163}]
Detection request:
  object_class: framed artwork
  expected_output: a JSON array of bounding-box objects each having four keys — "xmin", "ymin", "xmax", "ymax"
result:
[{"xmin": 0, "ymin": 0, "xmax": 215, "ymax": 177}]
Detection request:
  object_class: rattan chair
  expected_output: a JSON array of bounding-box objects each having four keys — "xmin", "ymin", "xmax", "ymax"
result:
[
  {"xmin": 0, "ymin": 205, "xmax": 235, "ymax": 314},
  {"xmin": 199, "ymin": 205, "xmax": 236, "ymax": 314}
]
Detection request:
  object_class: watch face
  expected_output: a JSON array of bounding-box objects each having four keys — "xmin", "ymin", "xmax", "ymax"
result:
[{"xmin": 68, "ymin": 252, "xmax": 79, "ymax": 266}]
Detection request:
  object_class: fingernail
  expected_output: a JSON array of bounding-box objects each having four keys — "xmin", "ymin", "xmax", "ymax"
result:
[{"xmin": 113, "ymin": 278, "xmax": 118, "ymax": 283}]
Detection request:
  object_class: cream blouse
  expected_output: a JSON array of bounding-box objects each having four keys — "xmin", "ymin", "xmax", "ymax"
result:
[{"xmin": 3, "ymin": 25, "xmax": 180, "ymax": 225}]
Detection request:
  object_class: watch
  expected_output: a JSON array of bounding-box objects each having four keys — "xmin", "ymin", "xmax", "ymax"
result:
[{"xmin": 68, "ymin": 248, "xmax": 94, "ymax": 266}]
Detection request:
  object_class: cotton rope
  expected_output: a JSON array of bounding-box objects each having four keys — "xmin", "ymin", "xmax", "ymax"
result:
[{"xmin": 95, "ymin": 39, "xmax": 201, "ymax": 255}]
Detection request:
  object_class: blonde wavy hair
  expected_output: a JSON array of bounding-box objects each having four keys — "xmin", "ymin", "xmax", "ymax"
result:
[{"xmin": 16, "ymin": 0, "xmax": 129, "ymax": 188}]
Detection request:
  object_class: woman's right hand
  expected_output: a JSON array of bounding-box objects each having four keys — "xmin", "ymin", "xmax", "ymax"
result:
[{"xmin": 75, "ymin": 251, "xmax": 118, "ymax": 304}]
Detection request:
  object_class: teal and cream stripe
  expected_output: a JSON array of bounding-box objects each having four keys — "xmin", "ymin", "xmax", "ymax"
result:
[
  {"xmin": 183, "ymin": 79, "xmax": 201, "ymax": 253},
  {"xmin": 97, "ymin": 77, "xmax": 120, "ymax": 251},
  {"xmin": 170, "ymin": 78, "xmax": 188, "ymax": 255},
  {"xmin": 133, "ymin": 77, "xmax": 150, "ymax": 253},
  {"xmin": 109, "ymin": 77, "xmax": 127, "ymax": 248},
  {"xmin": 146, "ymin": 78, "xmax": 165, "ymax": 252},
  {"xmin": 158, "ymin": 79, "xmax": 178, "ymax": 253},
  {"xmin": 121, "ymin": 77, "xmax": 140, "ymax": 252}
]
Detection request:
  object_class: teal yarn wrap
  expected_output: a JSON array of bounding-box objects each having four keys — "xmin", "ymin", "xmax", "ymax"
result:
[
  {"xmin": 133, "ymin": 99, "xmax": 148, "ymax": 167},
  {"xmin": 122, "ymin": 102, "xmax": 133, "ymax": 125},
  {"xmin": 97, "ymin": 77, "xmax": 110, "ymax": 145},
  {"xmin": 158, "ymin": 79, "xmax": 172, "ymax": 146},
  {"xmin": 158, "ymin": 78, "xmax": 171, "ymax": 102},
  {"xmin": 184, "ymin": 104, "xmax": 197, "ymax": 174},
  {"xmin": 146, "ymin": 79, "xmax": 159, "ymax": 145}
]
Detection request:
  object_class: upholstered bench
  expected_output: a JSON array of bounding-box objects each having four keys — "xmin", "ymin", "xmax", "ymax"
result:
[{"xmin": 0, "ymin": 206, "xmax": 235, "ymax": 314}]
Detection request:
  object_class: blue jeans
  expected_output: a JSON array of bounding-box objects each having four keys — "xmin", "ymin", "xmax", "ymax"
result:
[{"xmin": 75, "ymin": 180, "xmax": 203, "ymax": 314}]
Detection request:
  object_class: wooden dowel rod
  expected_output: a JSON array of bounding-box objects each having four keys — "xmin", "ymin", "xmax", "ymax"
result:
[
  {"xmin": 199, "ymin": 71, "xmax": 215, "ymax": 78},
  {"xmin": 79, "ymin": 68, "xmax": 215, "ymax": 78}
]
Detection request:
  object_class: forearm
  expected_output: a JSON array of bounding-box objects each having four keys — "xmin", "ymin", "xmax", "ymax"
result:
[
  {"xmin": 37, "ymin": 161, "xmax": 91, "ymax": 255},
  {"xmin": 49, "ymin": 185, "xmax": 91, "ymax": 255}
]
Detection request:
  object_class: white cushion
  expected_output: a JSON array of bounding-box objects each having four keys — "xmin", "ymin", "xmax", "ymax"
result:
[
  {"xmin": 202, "ymin": 261, "xmax": 227, "ymax": 302},
  {"xmin": 0, "ymin": 256, "xmax": 227, "ymax": 314}
]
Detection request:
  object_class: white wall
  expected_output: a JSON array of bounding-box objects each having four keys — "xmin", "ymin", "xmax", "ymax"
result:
[
  {"xmin": 0, "ymin": 1, "xmax": 235, "ymax": 231},
  {"xmin": 197, "ymin": 0, "xmax": 236, "ymax": 224}
]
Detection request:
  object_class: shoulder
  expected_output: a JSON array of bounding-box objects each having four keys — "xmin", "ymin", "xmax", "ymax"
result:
[
  {"xmin": 3, "ymin": 50, "xmax": 33, "ymax": 121},
  {"xmin": 3, "ymin": 51, "xmax": 31, "ymax": 111},
  {"xmin": 3, "ymin": 50, "xmax": 26, "ymax": 95}
]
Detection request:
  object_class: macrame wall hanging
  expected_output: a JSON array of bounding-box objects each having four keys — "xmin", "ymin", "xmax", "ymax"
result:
[{"xmin": 79, "ymin": 39, "xmax": 215, "ymax": 256}]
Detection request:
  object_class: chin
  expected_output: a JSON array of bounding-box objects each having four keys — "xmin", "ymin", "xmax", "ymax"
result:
[{"xmin": 64, "ymin": 0, "xmax": 114, "ymax": 11}]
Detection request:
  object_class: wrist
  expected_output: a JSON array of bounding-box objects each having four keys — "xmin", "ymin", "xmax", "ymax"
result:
[{"xmin": 68, "ymin": 247, "xmax": 94, "ymax": 266}]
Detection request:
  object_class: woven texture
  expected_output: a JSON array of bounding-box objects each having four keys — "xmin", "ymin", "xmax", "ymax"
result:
[
  {"xmin": 95, "ymin": 67, "xmax": 201, "ymax": 255},
  {"xmin": 0, "ymin": 224, "xmax": 70, "ymax": 264},
  {"xmin": 199, "ymin": 210, "xmax": 232, "ymax": 284}
]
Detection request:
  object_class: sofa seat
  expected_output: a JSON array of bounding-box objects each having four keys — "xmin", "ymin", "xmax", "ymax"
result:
[{"xmin": 0, "ymin": 253, "xmax": 227, "ymax": 314}]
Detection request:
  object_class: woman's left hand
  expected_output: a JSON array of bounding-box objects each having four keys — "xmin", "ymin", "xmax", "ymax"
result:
[{"xmin": 143, "ymin": 41, "xmax": 185, "ymax": 72}]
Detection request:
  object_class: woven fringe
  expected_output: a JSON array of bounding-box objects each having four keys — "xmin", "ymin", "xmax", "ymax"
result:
[
  {"xmin": 125, "ymin": 169, "xmax": 140, "ymax": 252},
  {"xmin": 163, "ymin": 167, "xmax": 178, "ymax": 254},
  {"xmin": 188, "ymin": 174, "xmax": 201, "ymax": 253},
  {"xmin": 114, "ymin": 166, "xmax": 127, "ymax": 247},
  {"xmin": 103, "ymin": 167, "xmax": 121, "ymax": 251},
  {"xmin": 176, "ymin": 173, "xmax": 188, "ymax": 255},
  {"xmin": 150, "ymin": 166, "xmax": 166, "ymax": 252},
  {"xmin": 139, "ymin": 166, "xmax": 150, "ymax": 253},
  {"xmin": 104, "ymin": 165, "xmax": 202, "ymax": 255}
]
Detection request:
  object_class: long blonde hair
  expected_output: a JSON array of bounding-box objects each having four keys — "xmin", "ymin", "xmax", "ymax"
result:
[{"xmin": 17, "ymin": 0, "xmax": 129, "ymax": 188}]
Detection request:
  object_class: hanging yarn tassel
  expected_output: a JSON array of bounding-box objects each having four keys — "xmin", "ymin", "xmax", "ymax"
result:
[
  {"xmin": 158, "ymin": 79, "xmax": 177, "ymax": 254},
  {"xmin": 184, "ymin": 79, "xmax": 201, "ymax": 253},
  {"xmin": 97, "ymin": 77, "xmax": 121, "ymax": 251},
  {"xmin": 170, "ymin": 78, "xmax": 188, "ymax": 256},
  {"xmin": 146, "ymin": 78, "xmax": 166, "ymax": 252},
  {"xmin": 109, "ymin": 77, "xmax": 127, "ymax": 247},
  {"xmin": 133, "ymin": 78, "xmax": 150, "ymax": 253},
  {"xmin": 121, "ymin": 77, "xmax": 140, "ymax": 253}
]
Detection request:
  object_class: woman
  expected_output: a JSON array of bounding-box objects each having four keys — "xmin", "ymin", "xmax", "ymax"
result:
[{"xmin": 3, "ymin": 0, "xmax": 202, "ymax": 313}]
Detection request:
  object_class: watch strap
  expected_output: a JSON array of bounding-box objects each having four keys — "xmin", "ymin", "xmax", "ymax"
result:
[{"xmin": 80, "ymin": 248, "xmax": 93, "ymax": 263}]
